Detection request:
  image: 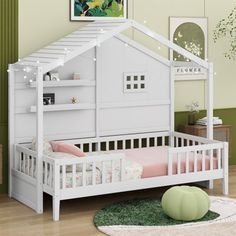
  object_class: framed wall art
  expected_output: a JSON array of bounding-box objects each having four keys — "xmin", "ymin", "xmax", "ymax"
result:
[
  {"xmin": 169, "ymin": 17, "xmax": 208, "ymax": 81},
  {"xmin": 70, "ymin": 0, "xmax": 127, "ymax": 21}
]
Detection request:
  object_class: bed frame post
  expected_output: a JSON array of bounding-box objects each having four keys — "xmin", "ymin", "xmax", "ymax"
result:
[
  {"xmin": 8, "ymin": 64, "xmax": 15, "ymax": 198},
  {"xmin": 95, "ymin": 46, "xmax": 100, "ymax": 138},
  {"xmin": 170, "ymin": 63, "xmax": 175, "ymax": 147},
  {"xmin": 223, "ymin": 142, "xmax": 229, "ymax": 195},
  {"xmin": 207, "ymin": 62, "xmax": 213, "ymax": 140},
  {"xmin": 207, "ymin": 62, "xmax": 214, "ymax": 189},
  {"xmin": 53, "ymin": 161, "xmax": 60, "ymax": 221},
  {"xmin": 36, "ymin": 67, "xmax": 44, "ymax": 214}
]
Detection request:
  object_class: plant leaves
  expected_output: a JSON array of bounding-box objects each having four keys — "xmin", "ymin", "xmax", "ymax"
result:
[
  {"xmin": 87, "ymin": 6, "xmax": 107, "ymax": 16},
  {"xmin": 87, "ymin": 0, "xmax": 105, "ymax": 9},
  {"xmin": 105, "ymin": 0, "xmax": 123, "ymax": 17}
]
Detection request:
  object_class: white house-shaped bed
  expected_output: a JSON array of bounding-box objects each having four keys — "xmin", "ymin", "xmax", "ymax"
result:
[{"xmin": 8, "ymin": 20, "xmax": 228, "ymax": 221}]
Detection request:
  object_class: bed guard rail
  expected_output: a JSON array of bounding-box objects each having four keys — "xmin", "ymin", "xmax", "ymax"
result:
[
  {"xmin": 43, "ymin": 153, "xmax": 126, "ymax": 191},
  {"xmin": 168, "ymin": 134, "xmax": 228, "ymax": 176}
]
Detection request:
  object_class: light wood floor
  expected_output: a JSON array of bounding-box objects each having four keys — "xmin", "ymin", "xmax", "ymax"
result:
[{"xmin": 1, "ymin": 166, "xmax": 236, "ymax": 236}]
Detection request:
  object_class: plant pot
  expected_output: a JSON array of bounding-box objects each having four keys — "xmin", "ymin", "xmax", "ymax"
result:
[{"xmin": 188, "ymin": 113, "xmax": 196, "ymax": 125}]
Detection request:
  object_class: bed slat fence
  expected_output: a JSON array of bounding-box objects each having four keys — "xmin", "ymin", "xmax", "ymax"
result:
[
  {"xmin": 14, "ymin": 131, "xmax": 225, "ymax": 193},
  {"xmin": 68, "ymin": 132, "xmax": 170, "ymax": 153},
  {"xmin": 168, "ymin": 132, "xmax": 225, "ymax": 176},
  {"xmin": 15, "ymin": 145, "xmax": 37, "ymax": 179}
]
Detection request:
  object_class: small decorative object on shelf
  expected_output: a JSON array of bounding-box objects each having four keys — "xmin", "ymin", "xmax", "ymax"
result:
[
  {"xmin": 50, "ymin": 72, "xmax": 60, "ymax": 81},
  {"xmin": 71, "ymin": 97, "xmax": 78, "ymax": 104},
  {"xmin": 43, "ymin": 93, "xmax": 55, "ymax": 105},
  {"xmin": 44, "ymin": 72, "xmax": 51, "ymax": 81},
  {"xmin": 186, "ymin": 101, "xmax": 199, "ymax": 125},
  {"xmin": 73, "ymin": 73, "xmax": 80, "ymax": 80}
]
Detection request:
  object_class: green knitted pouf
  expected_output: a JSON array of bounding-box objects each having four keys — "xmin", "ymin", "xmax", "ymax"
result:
[{"xmin": 161, "ymin": 186, "xmax": 210, "ymax": 221}]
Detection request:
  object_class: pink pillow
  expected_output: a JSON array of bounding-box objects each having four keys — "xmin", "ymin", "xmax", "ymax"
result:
[{"xmin": 50, "ymin": 141, "xmax": 86, "ymax": 157}]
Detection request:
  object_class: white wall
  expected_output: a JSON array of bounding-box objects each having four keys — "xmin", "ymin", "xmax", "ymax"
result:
[{"xmin": 19, "ymin": 0, "xmax": 236, "ymax": 111}]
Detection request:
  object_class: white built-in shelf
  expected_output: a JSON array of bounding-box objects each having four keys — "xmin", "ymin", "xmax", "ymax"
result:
[
  {"xmin": 30, "ymin": 103, "xmax": 95, "ymax": 113},
  {"xmin": 29, "ymin": 80, "xmax": 95, "ymax": 88}
]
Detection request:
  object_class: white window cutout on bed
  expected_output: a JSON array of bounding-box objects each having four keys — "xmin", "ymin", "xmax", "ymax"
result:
[{"xmin": 123, "ymin": 73, "xmax": 147, "ymax": 93}]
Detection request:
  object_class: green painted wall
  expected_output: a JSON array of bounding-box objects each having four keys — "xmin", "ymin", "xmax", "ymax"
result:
[
  {"xmin": 0, "ymin": 0, "xmax": 18, "ymax": 193},
  {"xmin": 175, "ymin": 109, "xmax": 236, "ymax": 165}
]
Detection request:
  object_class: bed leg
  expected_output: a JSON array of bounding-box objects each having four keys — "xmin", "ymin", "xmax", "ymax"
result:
[
  {"xmin": 222, "ymin": 142, "xmax": 229, "ymax": 195},
  {"xmin": 223, "ymin": 176, "xmax": 229, "ymax": 195},
  {"xmin": 209, "ymin": 180, "xmax": 214, "ymax": 189},
  {"xmin": 53, "ymin": 196, "xmax": 60, "ymax": 221}
]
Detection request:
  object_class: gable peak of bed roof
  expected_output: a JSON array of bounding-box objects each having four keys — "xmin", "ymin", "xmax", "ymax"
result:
[{"xmin": 14, "ymin": 19, "xmax": 209, "ymax": 73}]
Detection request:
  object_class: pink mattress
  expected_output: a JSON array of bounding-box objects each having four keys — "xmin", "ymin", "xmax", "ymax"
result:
[{"xmin": 121, "ymin": 146, "xmax": 218, "ymax": 178}]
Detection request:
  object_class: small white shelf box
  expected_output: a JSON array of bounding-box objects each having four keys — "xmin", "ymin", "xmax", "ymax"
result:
[
  {"xmin": 29, "ymin": 80, "xmax": 95, "ymax": 88},
  {"xmin": 30, "ymin": 103, "xmax": 95, "ymax": 113}
]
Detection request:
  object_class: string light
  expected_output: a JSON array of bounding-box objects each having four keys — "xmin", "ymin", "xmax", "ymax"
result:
[
  {"xmin": 143, "ymin": 20, "xmax": 147, "ymax": 24},
  {"xmin": 93, "ymin": 57, "xmax": 97, "ymax": 61},
  {"xmin": 64, "ymin": 48, "xmax": 70, "ymax": 54},
  {"xmin": 25, "ymin": 67, "xmax": 32, "ymax": 73},
  {"xmin": 36, "ymin": 61, "xmax": 40, "ymax": 64},
  {"xmin": 7, "ymin": 69, "xmax": 10, "ymax": 73},
  {"xmin": 214, "ymin": 72, "xmax": 217, "ymax": 76},
  {"xmin": 125, "ymin": 43, "xmax": 129, "ymax": 47},
  {"xmin": 158, "ymin": 46, "xmax": 161, "ymax": 50}
]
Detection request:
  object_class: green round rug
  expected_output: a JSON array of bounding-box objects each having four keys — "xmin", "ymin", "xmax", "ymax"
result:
[{"xmin": 94, "ymin": 197, "xmax": 219, "ymax": 227}]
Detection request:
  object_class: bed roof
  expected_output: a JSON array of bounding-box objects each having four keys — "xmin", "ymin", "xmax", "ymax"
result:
[{"xmin": 14, "ymin": 19, "xmax": 209, "ymax": 74}]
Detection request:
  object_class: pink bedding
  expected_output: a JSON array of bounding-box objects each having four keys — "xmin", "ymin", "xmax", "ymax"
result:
[{"xmin": 121, "ymin": 146, "xmax": 218, "ymax": 178}]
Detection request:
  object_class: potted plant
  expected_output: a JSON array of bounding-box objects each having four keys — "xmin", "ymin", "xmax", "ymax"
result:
[{"xmin": 186, "ymin": 101, "xmax": 199, "ymax": 125}]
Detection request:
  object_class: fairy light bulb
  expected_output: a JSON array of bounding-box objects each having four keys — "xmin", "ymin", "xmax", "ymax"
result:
[{"xmin": 93, "ymin": 57, "xmax": 97, "ymax": 61}]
